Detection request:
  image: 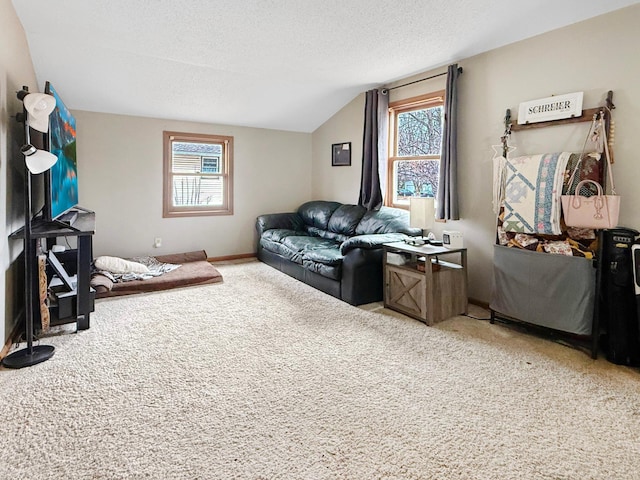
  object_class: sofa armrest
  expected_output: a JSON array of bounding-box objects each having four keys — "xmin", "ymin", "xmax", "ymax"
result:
[
  {"xmin": 256, "ymin": 212, "xmax": 305, "ymax": 237},
  {"xmin": 340, "ymin": 233, "xmax": 408, "ymax": 255}
]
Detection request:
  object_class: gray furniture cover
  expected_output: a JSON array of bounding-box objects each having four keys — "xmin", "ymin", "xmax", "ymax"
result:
[{"xmin": 490, "ymin": 245, "xmax": 596, "ymax": 335}]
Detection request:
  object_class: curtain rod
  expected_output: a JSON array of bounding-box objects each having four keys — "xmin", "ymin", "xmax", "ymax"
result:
[{"xmin": 381, "ymin": 66, "xmax": 463, "ymax": 95}]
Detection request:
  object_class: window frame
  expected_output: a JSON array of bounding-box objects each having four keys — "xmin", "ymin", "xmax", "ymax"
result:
[
  {"xmin": 386, "ymin": 90, "xmax": 445, "ymax": 209},
  {"xmin": 163, "ymin": 131, "xmax": 234, "ymax": 218}
]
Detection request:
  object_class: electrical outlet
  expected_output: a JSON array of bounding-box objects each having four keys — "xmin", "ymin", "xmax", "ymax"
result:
[{"xmin": 154, "ymin": 237, "xmax": 162, "ymax": 248}]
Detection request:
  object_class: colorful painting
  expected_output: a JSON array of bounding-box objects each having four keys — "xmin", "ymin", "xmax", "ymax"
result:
[{"xmin": 46, "ymin": 82, "xmax": 78, "ymax": 219}]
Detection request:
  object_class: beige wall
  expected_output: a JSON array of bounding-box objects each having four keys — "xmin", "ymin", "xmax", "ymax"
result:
[
  {"xmin": 311, "ymin": 95, "xmax": 365, "ymax": 203},
  {"xmin": 0, "ymin": 0, "xmax": 38, "ymax": 345},
  {"xmin": 311, "ymin": 4, "xmax": 640, "ymax": 303},
  {"xmin": 74, "ymin": 111, "xmax": 312, "ymax": 259}
]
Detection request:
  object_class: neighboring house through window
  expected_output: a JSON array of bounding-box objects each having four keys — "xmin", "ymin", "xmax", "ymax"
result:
[
  {"xmin": 201, "ymin": 156, "xmax": 220, "ymax": 173},
  {"xmin": 387, "ymin": 90, "xmax": 444, "ymax": 207},
  {"xmin": 163, "ymin": 131, "xmax": 233, "ymax": 217}
]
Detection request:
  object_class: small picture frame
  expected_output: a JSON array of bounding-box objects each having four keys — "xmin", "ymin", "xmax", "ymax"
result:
[{"xmin": 332, "ymin": 142, "xmax": 351, "ymax": 166}]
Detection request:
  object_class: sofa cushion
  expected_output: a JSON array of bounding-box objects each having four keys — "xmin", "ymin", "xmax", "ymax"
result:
[
  {"xmin": 303, "ymin": 247, "xmax": 344, "ymax": 281},
  {"xmin": 356, "ymin": 206, "xmax": 421, "ymax": 235},
  {"xmin": 305, "ymin": 226, "xmax": 350, "ymax": 244},
  {"xmin": 298, "ymin": 201, "xmax": 342, "ymax": 230},
  {"xmin": 302, "ymin": 247, "xmax": 344, "ymax": 266},
  {"xmin": 281, "ymin": 236, "xmax": 340, "ymax": 264},
  {"xmin": 340, "ymin": 233, "xmax": 409, "ymax": 255},
  {"xmin": 282, "ymin": 235, "xmax": 339, "ymax": 252},
  {"xmin": 259, "ymin": 238, "xmax": 299, "ymax": 261},
  {"xmin": 262, "ymin": 228, "xmax": 308, "ymax": 243},
  {"xmin": 256, "ymin": 212, "xmax": 305, "ymax": 237},
  {"xmin": 327, "ymin": 204, "xmax": 367, "ymax": 236}
]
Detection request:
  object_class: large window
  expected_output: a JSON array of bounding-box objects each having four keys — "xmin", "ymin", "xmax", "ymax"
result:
[
  {"xmin": 163, "ymin": 131, "xmax": 233, "ymax": 217},
  {"xmin": 387, "ymin": 91, "xmax": 444, "ymax": 207}
]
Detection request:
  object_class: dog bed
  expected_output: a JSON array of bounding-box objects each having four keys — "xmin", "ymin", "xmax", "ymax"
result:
[{"xmin": 91, "ymin": 250, "xmax": 223, "ymax": 298}]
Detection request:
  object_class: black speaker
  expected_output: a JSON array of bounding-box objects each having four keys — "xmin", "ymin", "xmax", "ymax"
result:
[
  {"xmin": 601, "ymin": 228, "xmax": 640, "ymax": 365},
  {"xmin": 633, "ymin": 243, "xmax": 640, "ymax": 357}
]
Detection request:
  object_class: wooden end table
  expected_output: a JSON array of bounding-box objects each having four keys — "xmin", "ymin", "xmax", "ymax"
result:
[{"xmin": 383, "ymin": 242, "xmax": 468, "ymax": 325}]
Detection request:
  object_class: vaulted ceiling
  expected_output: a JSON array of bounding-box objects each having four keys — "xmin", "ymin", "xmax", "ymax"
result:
[{"xmin": 13, "ymin": 0, "xmax": 640, "ymax": 132}]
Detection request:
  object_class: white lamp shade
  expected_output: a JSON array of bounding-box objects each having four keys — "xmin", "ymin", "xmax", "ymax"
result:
[
  {"xmin": 409, "ymin": 197, "xmax": 435, "ymax": 230},
  {"xmin": 23, "ymin": 93, "xmax": 56, "ymax": 133},
  {"xmin": 21, "ymin": 144, "xmax": 58, "ymax": 174}
]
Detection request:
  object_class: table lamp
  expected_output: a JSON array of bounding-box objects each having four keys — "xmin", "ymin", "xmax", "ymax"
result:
[{"xmin": 408, "ymin": 197, "xmax": 435, "ymax": 245}]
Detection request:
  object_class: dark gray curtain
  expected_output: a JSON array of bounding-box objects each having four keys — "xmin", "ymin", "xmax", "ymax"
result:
[
  {"xmin": 437, "ymin": 64, "xmax": 461, "ymax": 220},
  {"xmin": 359, "ymin": 89, "xmax": 388, "ymax": 211}
]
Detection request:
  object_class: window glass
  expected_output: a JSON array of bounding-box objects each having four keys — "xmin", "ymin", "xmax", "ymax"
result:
[
  {"xmin": 393, "ymin": 159, "xmax": 440, "ymax": 204},
  {"xmin": 397, "ymin": 106, "xmax": 443, "ymax": 156},
  {"xmin": 163, "ymin": 132, "xmax": 233, "ymax": 217},
  {"xmin": 387, "ymin": 92, "xmax": 444, "ymax": 208},
  {"xmin": 171, "ymin": 175, "xmax": 224, "ymax": 207}
]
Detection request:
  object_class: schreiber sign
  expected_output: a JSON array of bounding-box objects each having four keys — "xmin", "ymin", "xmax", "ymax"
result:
[{"xmin": 517, "ymin": 92, "xmax": 583, "ymax": 124}]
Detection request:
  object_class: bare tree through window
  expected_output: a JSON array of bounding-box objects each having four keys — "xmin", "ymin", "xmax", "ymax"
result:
[
  {"xmin": 398, "ymin": 106, "xmax": 443, "ymax": 156},
  {"xmin": 389, "ymin": 97, "xmax": 444, "ymax": 205}
]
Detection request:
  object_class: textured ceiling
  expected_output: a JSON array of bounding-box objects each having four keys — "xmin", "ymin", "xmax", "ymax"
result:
[{"xmin": 12, "ymin": 0, "xmax": 640, "ymax": 132}]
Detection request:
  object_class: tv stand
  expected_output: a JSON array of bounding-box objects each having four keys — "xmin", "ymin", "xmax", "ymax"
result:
[{"xmin": 10, "ymin": 208, "xmax": 96, "ymax": 332}]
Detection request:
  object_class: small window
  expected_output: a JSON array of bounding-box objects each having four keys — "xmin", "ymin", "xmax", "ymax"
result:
[
  {"xmin": 387, "ymin": 91, "xmax": 444, "ymax": 208},
  {"xmin": 163, "ymin": 132, "xmax": 233, "ymax": 217}
]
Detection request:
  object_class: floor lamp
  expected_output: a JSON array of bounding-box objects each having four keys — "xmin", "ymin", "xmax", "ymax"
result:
[{"xmin": 2, "ymin": 89, "xmax": 57, "ymax": 369}]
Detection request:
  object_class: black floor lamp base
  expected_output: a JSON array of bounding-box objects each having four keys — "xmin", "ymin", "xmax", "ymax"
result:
[{"xmin": 1, "ymin": 345, "xmax": 55, "ymax": 369}]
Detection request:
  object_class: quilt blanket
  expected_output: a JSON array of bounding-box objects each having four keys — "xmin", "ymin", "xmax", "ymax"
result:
[{"xmin": 503, "ymin": 152, "xmax": 571, "ymax": 235}]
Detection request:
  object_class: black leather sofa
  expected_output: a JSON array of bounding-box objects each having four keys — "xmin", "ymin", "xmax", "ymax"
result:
[{"xmin": 256, "ymin": 200, "xmax": 420, "ymax": 305}]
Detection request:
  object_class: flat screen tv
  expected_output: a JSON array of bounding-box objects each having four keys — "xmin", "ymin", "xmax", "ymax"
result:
[{"xmin": 44, "ymin": 81, "xmax": 78, "ymax": 222}]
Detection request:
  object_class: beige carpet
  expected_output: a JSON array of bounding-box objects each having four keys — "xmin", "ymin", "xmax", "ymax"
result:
[{"xmin": 1, "ymin": 260, "xmax": 640, "ymax": 479}]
